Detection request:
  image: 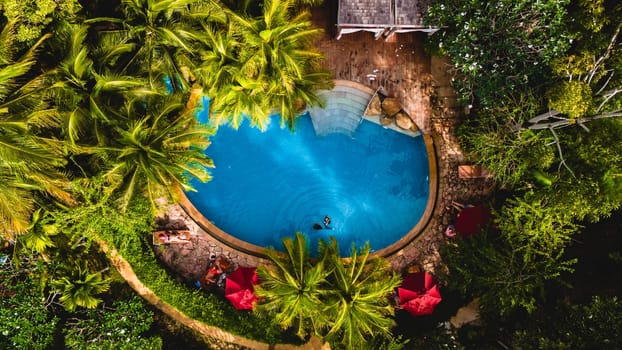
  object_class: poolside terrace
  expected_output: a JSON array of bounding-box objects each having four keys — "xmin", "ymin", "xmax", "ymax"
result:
[
  {"xmin": 154, "ymin": 2, "xmax": 496, "ymax": 278},
  {"xmin": 141, "ymin": 3, "xmax": 497, "ymax": 347},
  {"xmin": 312, "ymin": 0, "xmax": 435, "ymax": 133}
]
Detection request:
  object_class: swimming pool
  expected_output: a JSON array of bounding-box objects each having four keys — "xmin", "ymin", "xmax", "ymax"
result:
[{"xmin": 185, "ymin": 111, "xmax": 431, "ymax": 256}]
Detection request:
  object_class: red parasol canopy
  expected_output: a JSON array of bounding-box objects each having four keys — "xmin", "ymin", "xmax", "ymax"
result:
[
  {"xmin": 454, "ymin": 205, "xmax": 490, "ymax": 237},
  {"xmin": 398, "ymin": 271, "xmax": 442, "ymax": 316},
  {"xmin": 225, "ymin": 266, "xmax": 259, "ymax": 310}
]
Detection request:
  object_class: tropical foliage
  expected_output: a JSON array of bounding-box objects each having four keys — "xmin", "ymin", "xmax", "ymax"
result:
[
  {"xmin": 198, "ymin": 0, "xmax": 333, "ymax": 130},
  {"xmin": 254, "ymin": 232, "xmax": 332, "ymax": 338},
  {"xmin": 96, "ymin": 95, "xmax": 214, "ymax": 210},
  {"xmin": 441, "ymin": 222, "xmax": 576, "ymax": 316},
  {"xmin": 320, "ymin": 239, "xmax": 401, "ymax": 350},
  {"xmin": 255, "ymin": 233, "xmax": 401, "ymax": 349},
  {"xmin": 0, "ymin": 252, "xmax": 163, "ymax": 350},
  {"xmin": 0, "ymin": 257, "xmax": 58, "ymax": 350},
  {"xmin": 457, "ymin": 294, "xmax": 622, "ymax": 350},
  {"xmin": 50, "ymin": 260, "xmax": 111, "ymax": 311},
  {"xmin": 509, "ymin": 296, "xmax": 622, "ymax": 350},
  {"xmin": 0, "ymin": 0, "xmax": 81, "ymax": 47},
  {"xmin": 63, "ymin": 296, "xmax": 163, "ymax": 350},
  {"xmin": 427, "ymin": 0, "xmax": 572, "ymax": 108},
  {"xmin": 430, "ymin": 0, "xmax": 622, "ymax": 320},
  {"xmin": 87, "ymin": 0, "xmax": 213, "ymax": 93},
  {"xmin": 0, "ymin": 22, "xmax": 71, "ymax": 239}
]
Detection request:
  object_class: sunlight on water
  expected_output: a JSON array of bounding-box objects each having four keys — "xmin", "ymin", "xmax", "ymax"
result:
[{"xmin": 187, "ymin": 113, "xmax": 429, "ymax": 256}]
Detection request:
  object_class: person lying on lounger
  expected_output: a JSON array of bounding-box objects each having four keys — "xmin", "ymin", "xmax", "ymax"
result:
[
  {"xmin": 203, "ymin": 256, "xmax": 232, "ymax": 286},
  {"xmin": 155, "ymin": 230, "xmax": 190, "ymax": 244}
]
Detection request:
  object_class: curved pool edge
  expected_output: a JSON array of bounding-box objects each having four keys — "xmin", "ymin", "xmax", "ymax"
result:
[
  {"xmin": 370, "ymin": 133, "xmax": 438, "ymax": 257},
  {"xmin": 177, "ymin": 132, "xmax": 437, "ymax": 259},
  {"xmin": 178, "ymin": 79, "xmax": 439, "ymax": 259},
  {"xmin": 176, "ymin": 185, "xmax": 272, "ymax": 258}
]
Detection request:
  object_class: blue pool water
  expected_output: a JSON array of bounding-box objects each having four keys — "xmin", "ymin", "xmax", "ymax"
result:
[{"xmin": 186, "ymin": 114, "xmax": 429, "ymax": 255}]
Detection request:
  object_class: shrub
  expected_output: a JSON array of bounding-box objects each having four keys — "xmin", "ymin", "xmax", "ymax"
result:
[
  {"xmin": 63, "ymin": 296, "xmax": 162, "ymax": 350},
  {"xmin": 0, "ymin": 259, "xmax": 58, "ymax": 350},
  {"xmin": 546, "ymin": 80, "xmax": 594, "ymax": 118}
]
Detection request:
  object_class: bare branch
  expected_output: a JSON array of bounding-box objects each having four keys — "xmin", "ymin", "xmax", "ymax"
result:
[
  {"xmin": 576, "ymin": 110, "xmax": 622, "ymax": 123},
  {"xmin": 587, "ymin": 23, "xmax": 621, "ymax": 85},
  {"xmin": 594, "ymin": 70, "xmax": 614, "ymax": 96},
  {"xmin": 512, "ymin": 110, "xmax": 561, "ymax": 131},
  {"xmin": 528, "ymin": 110, "xmax": 561, "ymax": 123},
  {"xmin": 528, "ymin": 118, "xmax": 572, "ymax": 130},
  {"xmin": 597, "ymin": 88, "xmax": 622, "ymax": 112},
  {"xmin": 548, "ymin": 127, "xmax": 575, "ymax": 178},
  {"xmin": 520, "ymin": 110, "xmax": 622, "ymax": 130}
]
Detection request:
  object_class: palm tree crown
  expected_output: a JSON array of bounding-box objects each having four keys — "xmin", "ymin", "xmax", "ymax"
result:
[
  {"xmin": 99, "ymin": 94, "xmax": 214, "ymax": 210},
  {"xmin": 0, "ymin": 22, "xmax": 71, "ymax": 238},
  {"xmin": 51, "ymin": 261, "xmax": 111, "ymax": 311},
  {"xmin": 255, "ymin": 233, "xmax": 401, "ymax": 348},
  {"xmin": 255, "ymin": 232, "xmax": 332, "ymax": 338},
  {"xmin": 320, "ymin": 239, "xmax": 401, "ymax": 349},
  {"xmin": 199, "ymin": 0, "xmax": 332, "ymax": 130}
]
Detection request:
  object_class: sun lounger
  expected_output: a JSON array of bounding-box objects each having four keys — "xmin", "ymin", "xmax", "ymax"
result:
[{"xmin": 152, "ymin": 230, "xmax": 192, "ymax": 245}]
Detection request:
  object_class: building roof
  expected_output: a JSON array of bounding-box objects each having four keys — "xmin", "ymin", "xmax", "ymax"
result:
[{"xmin": 336, "ymin": 0, "xmax": 437, "ymax": 40}]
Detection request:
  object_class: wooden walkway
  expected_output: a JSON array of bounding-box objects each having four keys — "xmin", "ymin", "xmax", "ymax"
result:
[{"xmin": 311, "ymin": 2, "xmax": 433, "ymax": 132}]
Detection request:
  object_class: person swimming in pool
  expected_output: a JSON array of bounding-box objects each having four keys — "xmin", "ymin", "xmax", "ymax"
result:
[{"xmin": 323, "ymin": 215, "xmax": 331, "ymax": 228}]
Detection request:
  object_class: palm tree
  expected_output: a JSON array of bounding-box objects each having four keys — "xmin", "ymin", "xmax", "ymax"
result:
[
  {"xmin": 0, "ymin": 22, "xmax": 72, "ymax": 239},
  {"xmin": 51, "ymin": 261, "xmax": 111, "ymax": 311},
  {"xmin": 98, "ymin": 94, "xmax": 214, "ymax": 211},
  {"xmin": 88, "ymin": 0, "xmax": 217, "ymax": 93},
  {"xmin": 15, "ymin": 209, "xmax": 59, "ymax": 256},
  {"xmin": 254, "ymin": 232, "xmax": 333, "ymax": 339},
  {"xmin": 46, "ymin": 22, "xmax": 214, "ymax": 211},
  {"xmin": 201, "ymin": 0, "xmax": 333, "ymax": 130},
  {"xmin": 193, "ymin": 19, "xmax": 273, "ymax": 129},
  {"xmin": 48, "ymin": 23, "xmax": 151, "ymax": 149},
  {"xmin": 320, "ymin": 239, "xmax": 401, "ymax": 349}
]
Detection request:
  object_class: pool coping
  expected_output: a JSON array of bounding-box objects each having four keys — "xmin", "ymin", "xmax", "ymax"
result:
[{"xmin": 178, "ymin": 80, "xmax": 438, "ymax": 259}]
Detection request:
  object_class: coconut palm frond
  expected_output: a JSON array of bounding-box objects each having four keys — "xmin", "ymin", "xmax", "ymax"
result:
[
  {"xmin": 254, "ymin": 232, "xmax": 332, "ymax": 339},
  {"xmin": 0, "ymin": 172, "xmax": 34, "ymax": 238},
  {"xmin": 51, "ymin": 261, "xmax": 111, "ymax": 312},
  {"xmin": 320, "ymin": 239, "xmax": 401, "ymax": 349}
]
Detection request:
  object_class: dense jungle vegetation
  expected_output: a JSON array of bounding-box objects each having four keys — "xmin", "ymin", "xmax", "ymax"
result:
[{"xmin": 0, "ymin": 0, "xmax": 621, "ymax": 349}]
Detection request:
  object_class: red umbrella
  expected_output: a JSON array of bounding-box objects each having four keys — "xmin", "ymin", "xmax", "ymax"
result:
[
  {"xmin": 454, "ymin": 205, "xmax": 490, "ymax": 237},
  {"xmin": 225, "ymin": 266, "xmax": 259, "ymax": 310},
  {"xmin": 398, "ymin": 271, "xmax": 442, "ymax": 316}
]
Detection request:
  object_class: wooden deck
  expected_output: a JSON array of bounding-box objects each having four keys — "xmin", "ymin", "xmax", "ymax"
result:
[{"xmin": 311, "ymin": 1, "xmax": 433, "ymax": 132}]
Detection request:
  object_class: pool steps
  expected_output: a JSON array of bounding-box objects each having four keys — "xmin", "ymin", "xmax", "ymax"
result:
[
  {"xmin": 307, "ymin": 83, "xmax": 421, "ymax": 138},
  {"xmin": 307, "ymin": 83, "xmax": 369, "ymax": 136}
]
